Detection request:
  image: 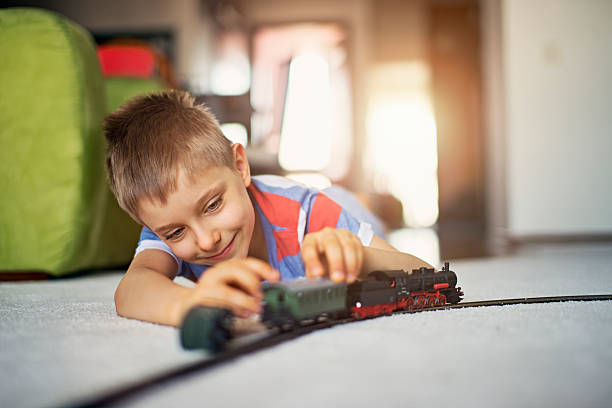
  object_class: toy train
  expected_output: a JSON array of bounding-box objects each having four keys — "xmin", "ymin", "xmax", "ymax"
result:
[
  {"xmin": 181, "ymin": 263, "xmax": 462, "ymax": 352},
  {"xmin": 262, "ymin": 262, "xmax": 462, "ymax": 327}
]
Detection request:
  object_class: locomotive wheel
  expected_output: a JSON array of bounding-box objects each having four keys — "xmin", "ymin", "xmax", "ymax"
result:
[
  {"xmin": 426, "ymin": 296, "xmax": 435, "ymax": 307},
  {"xmin": 438, "ymin": 295, "xmax": 447, "ymax": 306},
  {"xmin": 407, "ymin": 297, "xmax": 415, "ymax": 310},
  {"xmin": 280, "ymin": 321, "xmax": 296, "ymax": 332},
  {"xmin": 417, "ymin": 296, "xmax": 426, "ymax": 308}
]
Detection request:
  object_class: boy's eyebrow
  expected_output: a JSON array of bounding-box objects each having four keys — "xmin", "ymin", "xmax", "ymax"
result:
[
  {"xmin": 153, "ymin": 182, "xmax": 225, "ymax": 235},
  {"xmin": 154, "ymin": 223, "xmax": 182, "ymax": 235}
]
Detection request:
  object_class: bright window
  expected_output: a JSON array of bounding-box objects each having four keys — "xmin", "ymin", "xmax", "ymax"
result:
[
  {"xmin": 251, "ymin": 23, "xmax": 352, "ymax": 180},
  {"xmin": 366, "ymin": 62, "xmax": 439, "ymax": 227}
]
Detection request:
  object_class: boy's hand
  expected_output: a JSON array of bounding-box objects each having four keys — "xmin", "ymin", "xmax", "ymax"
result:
[
  {"xmin": 301, "ymin": 227, "xmax": 363, "ymax": 283},
  {"xmin": 179, "ymin": 258, "xmax": 279, "ymax": 320}
]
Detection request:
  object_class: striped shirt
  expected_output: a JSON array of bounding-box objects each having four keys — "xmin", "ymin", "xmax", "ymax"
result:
[{"xmin": 135, "ymin": 175, "xmax": 376, "ymax": 280}]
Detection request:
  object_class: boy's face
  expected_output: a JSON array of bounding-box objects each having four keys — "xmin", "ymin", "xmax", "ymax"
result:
[{"xmin": 137, "ymin": 144, "xmax": 256, "ymax": 266}]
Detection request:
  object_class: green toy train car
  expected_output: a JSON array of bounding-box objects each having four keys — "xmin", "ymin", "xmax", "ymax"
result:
[{"xmin": 262, "ymin": 279, "xmax": 348, "ymax": 327}]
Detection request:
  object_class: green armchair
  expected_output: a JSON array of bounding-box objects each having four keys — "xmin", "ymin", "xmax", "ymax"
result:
[{"xmin": 0, "ymin": 8, "xmax": 162, "ymax": 277}]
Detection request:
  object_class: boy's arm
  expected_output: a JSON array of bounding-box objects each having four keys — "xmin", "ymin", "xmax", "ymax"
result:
[
  {"xmin": 114, "ymin": 250, "xmax": 192, "ymax": 327},
  {"xmin": 302, "ymin": 229, "xmax": 434, "ymax": 282},
  {"xmin": 115, "ymin": 250, "xmax": 279, "ymax": 327},
  {"xmin": 360, "ymin": 235, "xmax": 435, "ymax": 279}
]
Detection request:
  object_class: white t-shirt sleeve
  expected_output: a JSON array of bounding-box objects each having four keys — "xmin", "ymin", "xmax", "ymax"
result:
[{"xmin": 135, "ymin": 228, "xmax": 182, "ymax": 269}]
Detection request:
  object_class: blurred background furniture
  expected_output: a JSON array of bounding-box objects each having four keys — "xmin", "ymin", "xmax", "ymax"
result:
[{"xmin": 0, "ymin": 8, "xmax": 166, "ymax": 277}]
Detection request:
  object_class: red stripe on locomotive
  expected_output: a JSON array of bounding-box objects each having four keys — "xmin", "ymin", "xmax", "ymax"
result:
[{"xmin": 351, "ymin": 290, "xmax": 450, "ymax": 319}]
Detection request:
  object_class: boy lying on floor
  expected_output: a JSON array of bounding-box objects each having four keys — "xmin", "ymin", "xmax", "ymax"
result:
[{"xmin": 104, "ymin": 90, "xmax": 433, "ymax": 326}]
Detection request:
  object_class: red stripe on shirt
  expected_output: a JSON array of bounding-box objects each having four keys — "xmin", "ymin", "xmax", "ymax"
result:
[
  {"xmin": 307, "ymin": 193, "xmax": 342, "ymax": 233},
  {"xmin": 273, "ymin": 230, "xmax": 301, "ymax": 261},
  {"xmin": 249, "ymin": 184, "xmax": 302, "ymax": 261},
  {"xmin": 249, "ymin": 185, "xmax": 301, "ymax": 229}
]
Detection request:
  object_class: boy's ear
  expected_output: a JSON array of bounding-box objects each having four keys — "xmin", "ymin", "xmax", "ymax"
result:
[{"xmin": 232, "ymin": 143, "xmax": 251, "ymax": 187}]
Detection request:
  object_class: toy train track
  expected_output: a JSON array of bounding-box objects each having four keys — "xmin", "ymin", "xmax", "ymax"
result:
[
  {"xmin": 424, "ymin": 294, "xmax": 612, "ymax": 310},
  {"xmin": 68, "ymin": 293, "xmax": 612, "ymax": 408}
]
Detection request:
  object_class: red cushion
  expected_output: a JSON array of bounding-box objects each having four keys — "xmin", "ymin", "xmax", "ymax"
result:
[{"xmin": 97, "ymin": 45, "xmax": 155, "ymax": 78}]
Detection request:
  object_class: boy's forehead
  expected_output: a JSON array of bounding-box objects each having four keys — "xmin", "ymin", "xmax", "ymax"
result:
[{"xmin": 181, "ymin": 163, "xmax": 231, "ymax": 185}]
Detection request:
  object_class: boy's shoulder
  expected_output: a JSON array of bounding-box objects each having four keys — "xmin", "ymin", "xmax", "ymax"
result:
[
  {"xmin": 251, "ymin": 175, "xmax": 311, "ymax": 192},
  {"xmin": 249, "ymin": 176, "xmax": 330, "ymax": 230},
  {"xmin": 250, "ymin": 175, "xmax": 318, "ymax": 201}
]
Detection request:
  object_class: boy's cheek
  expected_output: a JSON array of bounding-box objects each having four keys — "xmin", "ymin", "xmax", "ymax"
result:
[
  {"xmin": 223, "ymin": 202, "xmax": 253, "ymax": 229},
  {"xmin": 170, "ymin": 241, "xmax": 197, "ymax": 262}
]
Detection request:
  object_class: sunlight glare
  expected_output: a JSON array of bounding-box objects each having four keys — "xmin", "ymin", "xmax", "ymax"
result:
[
  {"xmin": 210, "ymin": 33, "xmax": 250, "ymax": 96},
  {"xmin": 387, "ymin": 228, "xmax": 441, "ymax": 267},
  {"xmin": 279, "ymin": 53, "xmax": 331, "ymax": 171},
  {"xmin": 221, "ymin": 123, "xmax": 248, "ymax": 146},
  {"xmin": 285, "ymin": 172, "xmax": 332, "ymax": 190},
  {"xmin": 366, "ymin": 62, "xmax": 439, "ymax": 227}
]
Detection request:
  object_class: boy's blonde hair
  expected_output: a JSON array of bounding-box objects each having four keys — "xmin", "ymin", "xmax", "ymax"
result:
[{"xmin": 104, "ymin": 90, "xmax": 234, "ymax": 223}]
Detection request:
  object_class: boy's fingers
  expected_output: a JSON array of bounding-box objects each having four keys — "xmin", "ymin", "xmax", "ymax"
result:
[
  {"xmin": 322, "ymin": 235, "xmax": 346, "ymax": 282},
  {"xmin": 191, "ymin": 287, "xmax": 259, "ymax": 318},
  {"xmin": 341, "ymin": 240, "xmax": 359, "ymax": 283},
  {"xmin": 200, "ymin": 258, "xmax": 279, "ymax": 298},
  {"xmin": 242, "ymin": 257, "xmax": 280, "ymax": 281},
  {"xmin": 216, "ymin": 287, "xmax": 262, "ymax": 317},
  {"xmin": 301, "ymin": 239, "xmax": 325, "ymax": 278},
  {"xmin": 345, "ymin": 233, "xmax": 364, "ymax": 282},
  {"xmin": 355, "ymin": 242, "xmax": 364, "ymax": 281},
  {"xmin": 219, "ymin": 268, "xmax": 264, "ymax": 299},
  {"xmin": 222, "ymin": 259, "xmax": 280, "ymax": 297}
]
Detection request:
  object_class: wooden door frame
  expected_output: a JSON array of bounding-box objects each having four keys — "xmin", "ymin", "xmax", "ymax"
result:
[{"xmin": 480, "ymin": 0, "xmax": 509, "ymax": 255}]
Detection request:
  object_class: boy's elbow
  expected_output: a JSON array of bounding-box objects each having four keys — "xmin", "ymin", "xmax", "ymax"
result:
[
  {"xmin": 114, "ymin": 288, "xmax": 122, "ymax": 315},
  {"xmin": 114, "ymin": 278, "xmax": 130, "ymax": 317}
]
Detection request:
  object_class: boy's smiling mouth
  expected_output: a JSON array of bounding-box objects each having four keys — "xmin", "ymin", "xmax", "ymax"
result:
[{"xmin": 203, "ymin": 232, "xmax": 237, "ymax": 261}]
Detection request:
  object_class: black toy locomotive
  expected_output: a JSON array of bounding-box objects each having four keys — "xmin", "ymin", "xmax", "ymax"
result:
[
  {"xmin": 348, "ymin": 262, "xmax": 462, "ymax": 319},
  {"xmin": 263, "ymin": 262, "xmax": 462, "ymax": 324}
]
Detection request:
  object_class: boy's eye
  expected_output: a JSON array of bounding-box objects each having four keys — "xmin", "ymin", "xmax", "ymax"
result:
[
  {"xmin": 206, "ymin": 197, "xmax": 222, "ymax": 213},
  {"xmin": 165, "ymin": 228, "xmax": 184, "ymax": 240}
]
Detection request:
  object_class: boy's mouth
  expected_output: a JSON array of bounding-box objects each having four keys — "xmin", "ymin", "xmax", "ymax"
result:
[{"xmin": 204, "ymin": 233, "xmax": 237, "ymax": 261}]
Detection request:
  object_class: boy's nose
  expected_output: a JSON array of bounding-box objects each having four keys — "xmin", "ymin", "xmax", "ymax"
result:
[{"xmin": 194, "ymin": 228, "xmax": 221, "ymax": 252}]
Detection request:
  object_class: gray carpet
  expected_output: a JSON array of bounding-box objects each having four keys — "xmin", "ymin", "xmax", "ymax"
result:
[{"xmin": 1, "ymin": 243, "xmax": 612, "ymax": 408}]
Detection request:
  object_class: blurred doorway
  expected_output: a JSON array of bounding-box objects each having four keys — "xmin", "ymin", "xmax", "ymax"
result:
[
  {"xmin": 250, "ymin": 23, "xmax": 353, "ymax": 185},
  {"xmin": 430, "ymin": 1, "xmax": 487, "ymax": 259}
]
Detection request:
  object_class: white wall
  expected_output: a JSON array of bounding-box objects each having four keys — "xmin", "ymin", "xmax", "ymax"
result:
[{"xmin": 502, "ymin": 0, "xmax": 612, "ymax": 236}]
